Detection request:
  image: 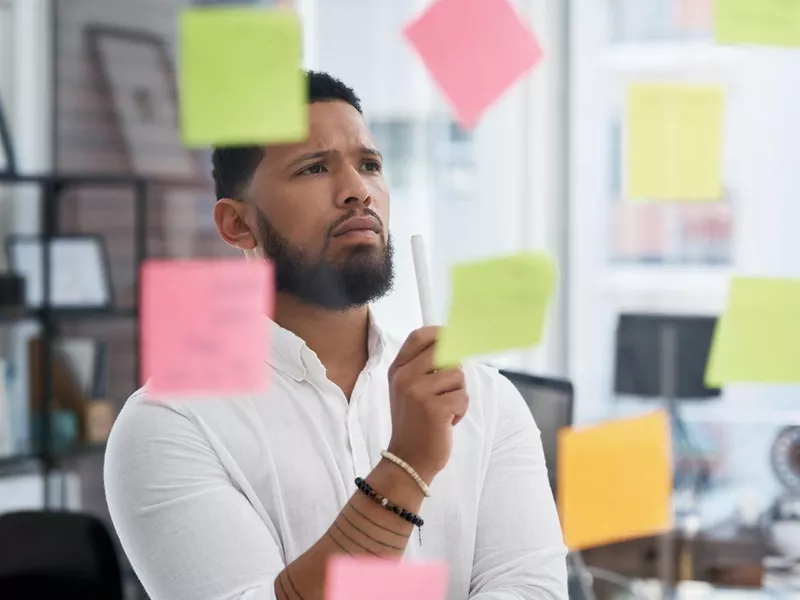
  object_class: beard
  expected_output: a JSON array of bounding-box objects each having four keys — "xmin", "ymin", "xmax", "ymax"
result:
[{"xmin": 255, "ymin": 208, "xmax": 395, "ymax": 310}]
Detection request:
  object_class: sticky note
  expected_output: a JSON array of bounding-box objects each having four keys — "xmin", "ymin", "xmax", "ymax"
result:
[
  {"xmin": 626, "ymin": 84, "xmax": 724, "ymax": 202},
  {"xmin": 178, "ymin": 7, "xmax": 307, "ymax": 147},
  {"xmin": 715, "ymin": 0, "xmax": 800, "ymax": 48},
  {"xmin": 403, "ymin": 0, "xmax": 543, "ymax": 129},
  {"xmin": 705, "ymin": 277, "xmax": 800, "ymax": 385},
  {"xmin": 325, "ymin": 557, "xmax": 449, "ymax": 600},
  {"xmin": 558, "ymin": 411, "xmax": 673, "ymax": 551},
  {"xmin": 435, "ymin": 253, "xmax": 556, "ymax": 368},
  {"xmin": 140, "ymin": 260, "xmax": 273, "ymax": 396}
]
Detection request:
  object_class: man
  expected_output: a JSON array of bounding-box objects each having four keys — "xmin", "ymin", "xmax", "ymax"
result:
[{"xmin": 105, "ymin": 70, "xmax": 567, "ymax": 600}]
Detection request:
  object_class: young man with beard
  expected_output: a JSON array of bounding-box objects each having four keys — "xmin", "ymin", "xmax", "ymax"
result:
[{"xmin": 105, "ymin": 71, "xmax": 567, "ymax": 600}]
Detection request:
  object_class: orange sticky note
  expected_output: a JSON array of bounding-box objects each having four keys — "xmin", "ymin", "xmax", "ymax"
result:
[
  {"xmin": 140, "ymin": 259, "xmax": 273, "ymax": 397},
  {"xmin": 557, "ymin": 410, "xmax": 673, "ymax": 550},
  {"xmin": 403, "ymin": 0, "xmax": 543, "ymax": 129},
  {"xmin": 325, "ymin": 557, "xmax": 449, "ymax": 600}
]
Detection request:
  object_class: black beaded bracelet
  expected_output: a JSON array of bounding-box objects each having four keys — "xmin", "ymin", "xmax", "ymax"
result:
[{"xmin": 354, "ymin": 477, "xmax": 425, "ymax": 529}]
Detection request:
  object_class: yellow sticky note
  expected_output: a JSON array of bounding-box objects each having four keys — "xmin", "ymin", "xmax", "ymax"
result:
[
  {"xmin": 705, "ymin": 278, "xmax": 800, "ymax": 386},
  {"xmin": 435, "ymin": 253, "xmax": 556, "ymax": 368},
  {"xmin": 626, "ymin": 84, "xmax": 724, "ymax": 202},
  {"xmin": 558, "ymin": 411, "xmax": 673, "ymax": 551},
  {"xmin": 179, "ymin": 7, "xmax": 307, "ymax": 147},
  {"xmin": 715, "ymin": 0, "xmax": 800, "ymax": 48}
]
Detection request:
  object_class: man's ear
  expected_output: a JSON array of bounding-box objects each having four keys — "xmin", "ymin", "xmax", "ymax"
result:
[{"xmin": 213, "ymin": 198, "xmax": 258, "ymax": 251}]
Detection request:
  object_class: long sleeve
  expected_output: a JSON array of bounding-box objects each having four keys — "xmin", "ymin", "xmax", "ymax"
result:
[
  {"xmin": 468, "ymin": 375, "xmax": 569, "ymax": 600},
  {"xmin": 104, "ymin": 395, "xmax": 284, "ymax": 600}
]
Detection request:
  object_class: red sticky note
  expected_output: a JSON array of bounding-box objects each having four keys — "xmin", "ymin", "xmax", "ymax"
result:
[
  {"xmin": 140, "ymin": 259, "xmax": 273, "ymax": 397},
  {"xmin": 404, "ymin": 0, "xmax": 543, "ymax": 129},
  {"xmin": 325, "ymin": 557, "xmax": 449, "ymax": 600}
]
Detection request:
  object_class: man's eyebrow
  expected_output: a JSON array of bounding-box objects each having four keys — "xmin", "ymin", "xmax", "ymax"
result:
[
  {"xmin": 361, "ymin": 146, "xmax": 383, "ymax": 161},
  {"xmin": 285, "ymin": 146, "xmax": 383, "ymax": 170},
  {"xmin": 285, "ymin": 150, "xmax": 332, "ymax": 170}
]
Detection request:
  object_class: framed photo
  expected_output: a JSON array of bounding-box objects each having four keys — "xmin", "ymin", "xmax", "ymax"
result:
[
  {"xmin": 0, "ymin": 94, "xmax": 15, "ymax": 174},
  {"xmin": 84, "ymin": 24, "xmax": 198, "ymax": 178},
  {"xmin": 5, "ymin": 235, "xmax": 114, "ymax": 309}
]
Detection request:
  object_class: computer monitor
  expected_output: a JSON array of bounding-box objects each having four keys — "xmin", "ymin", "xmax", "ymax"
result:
[
  {"xmin": 614, "ymin": 313, "xmax": 721, "ymax": 400},
  {"xmin": 499, "ymin": 370, "xmax": 574, "ymax": 498}
]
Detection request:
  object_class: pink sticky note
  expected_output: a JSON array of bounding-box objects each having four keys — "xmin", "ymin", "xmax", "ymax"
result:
[
  {"xmin": 325, "ymin": 557, "xmax": 449, "ymax": 600},
  {"xmin": 140, "ymin": 259, "xmax": 273, "ymax": 397},
  {"xmin": 404, "ymin": 0, "xmax": 543, "ymax": 129}
]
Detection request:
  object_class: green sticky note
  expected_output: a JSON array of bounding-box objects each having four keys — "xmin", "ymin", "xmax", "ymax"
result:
[
  {"xmin": 435, "ymin": 253, "xmax": 557, "ymax": 368},
  {"xmin": 179, "ymin": 7, "xmax": 307, "ymax": 147},
  {"xmin": 705, "ymin": 277, "xmax": 800, "ymax": 386},
  {"xmin": 626, "ymin": 84, "xmax": 725, "ymax": 202},
  {"xmin": 715, "ymin": 0, "xmax": 800, "ymax": 48}
]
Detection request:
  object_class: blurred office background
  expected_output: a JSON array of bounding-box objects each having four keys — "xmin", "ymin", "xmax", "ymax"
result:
[{"xmin": 1, "ymin": 0, "xmax": 799, "ymax": 597}]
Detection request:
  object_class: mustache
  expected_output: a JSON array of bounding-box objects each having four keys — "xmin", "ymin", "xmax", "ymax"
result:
[{"xmin": 326, "ymin": 208, "xmax": 385, "ymax": 238}]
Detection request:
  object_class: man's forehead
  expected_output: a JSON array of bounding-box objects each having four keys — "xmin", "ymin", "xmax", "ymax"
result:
[
  {"xmin": 258, "ymin": 101, "xmax": 375, "ymax": 173},
  {"xmin": 303, "ymin": 101, "xmax": 374, "ymax": 148}
]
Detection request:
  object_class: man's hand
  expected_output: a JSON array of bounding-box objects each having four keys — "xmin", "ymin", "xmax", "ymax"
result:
[
  {"xmin": 271, "ymin": 328, "xmax": 469, "ymax": 600},
  {"xmin": 386, "ymin": 326, "xmax": 469, "ymax": 485}
]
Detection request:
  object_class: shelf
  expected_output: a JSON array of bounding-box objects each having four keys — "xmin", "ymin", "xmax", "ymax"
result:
[
  {"xmin": 606, "ymin": 41, "xmax": 743, "ymax": 72},
  {"xmin": 0, "ymin": 443, "xmax": 106, "ymax": 472},
  {"xmin": 0, "ymin": 306, "xmax": 136, "ymax": 323},
  {"xmin": 599, "ymin": 264, "xmax": 732, "ymax": 312},
  {"xmin": 0, "ymin": 169, "xmax": 145, "ymax": 510},
  {"xmin": 56, "ymin": 442, "xmax": 106, "ymax": 459},
  {"xmin": 0, "ymin": 452, "xmax": 40, "ymax": 470},
  {"xmin": 0, "ymin": 172, "xmax": 211, "ymax": 191},
  {"xmin": 603, "ymin": 263, "xmax": 731, "ymax": 287},
  {"xmin": 0, "ymin": 172, "xmax": 143, "ymax": 187}
]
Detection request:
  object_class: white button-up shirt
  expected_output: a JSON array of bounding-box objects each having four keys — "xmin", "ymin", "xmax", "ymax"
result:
[{"xmin": 105, "ymin": 318, "xmax": 568, "ymax": 600}]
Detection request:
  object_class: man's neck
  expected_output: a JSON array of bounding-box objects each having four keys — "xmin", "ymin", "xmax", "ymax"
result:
[{"xmin": 273, "ymin": 292, "xmax": 371, "ymax": 381}]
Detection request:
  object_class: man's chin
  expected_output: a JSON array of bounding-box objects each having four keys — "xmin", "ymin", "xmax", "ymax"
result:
[{"xmin": 327, "ymin": 243, "xmax": 386, "ymax": 264}]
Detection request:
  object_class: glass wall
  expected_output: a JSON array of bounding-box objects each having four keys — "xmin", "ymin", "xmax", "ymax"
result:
[
  {"xmin": 1, "ymin": 0, "xmax": 565, "ymax": 529},
  {"xmin": 570, "ymin": 0, "xmax": 800, "ymax": 548}
]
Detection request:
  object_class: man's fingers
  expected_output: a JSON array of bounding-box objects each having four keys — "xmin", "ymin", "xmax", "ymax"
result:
[
  {"xmin": 427, "ymin": 368, "xmax": 465, "ymax": 396},
  {"xmin": 439, "ymin": 389, "xmax": 469, "ymax": 423},
  {"xmin": 389, "ymin": 327, "xmax": 440, "ymax": 372}
]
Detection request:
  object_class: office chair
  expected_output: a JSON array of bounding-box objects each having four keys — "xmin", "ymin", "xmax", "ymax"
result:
[
  {"xmin": 498, "ymin": 370, "xmax": 573, "ymax": 499},
  {"xmin": 0, "ymin": 510, "xmax": 124, "ymax": 599},
  {"xmin": 499, "ymin": 370, "xmax": 642, "ymax": 600}
]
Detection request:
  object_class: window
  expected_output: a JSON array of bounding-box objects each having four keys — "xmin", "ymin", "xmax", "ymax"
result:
[{"xmin": 570, "ymin": 0, "xmax": 800, "ymax": 529}]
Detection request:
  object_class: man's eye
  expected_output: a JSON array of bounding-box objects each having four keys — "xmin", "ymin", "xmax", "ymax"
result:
[
  {"xmin": 300, "ymin": 164, "xmax": 327, "ymax": 175},
  {"xmin": 362, "ymin": 161, "xmax": 382, "ymax": 172}
]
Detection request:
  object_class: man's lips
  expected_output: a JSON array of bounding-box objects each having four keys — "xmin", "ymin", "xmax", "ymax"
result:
[{"xmin": 331, "ymin": 216, "xmax": 382, "ymax": 237}]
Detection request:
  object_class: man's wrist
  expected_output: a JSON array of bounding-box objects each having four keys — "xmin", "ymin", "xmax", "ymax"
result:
[
  {"xmin": 366, "ymin": 459, "xmax": 427, "ymax": 511},
  {"xmin": 384, "ymin": 445, "xmax": 439, "ymax": 486}
]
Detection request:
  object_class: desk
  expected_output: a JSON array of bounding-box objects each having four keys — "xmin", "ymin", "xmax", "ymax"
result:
[
  {"xmin": 626, "ymin": 581, "xmax": 800, "ymax": 600},
  {"xmin": 581, "ymin": 525, "xmax": 769, "ymax": 596}
]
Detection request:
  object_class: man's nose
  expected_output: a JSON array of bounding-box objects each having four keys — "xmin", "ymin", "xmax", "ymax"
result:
[{"xmin": 335, "ymin": 167, "xmax": 373, "ymax": 208}]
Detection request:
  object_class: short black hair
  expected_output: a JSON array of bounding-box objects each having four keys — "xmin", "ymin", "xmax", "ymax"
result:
[{"xmin": 211, "ymin": 70, "xmax": 363, "ymax": 201}]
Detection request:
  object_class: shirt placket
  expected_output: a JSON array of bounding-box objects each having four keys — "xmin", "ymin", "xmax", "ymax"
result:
[{"xmin": 347, "ymin": 372, "xmax": 374, "ymax": 480}]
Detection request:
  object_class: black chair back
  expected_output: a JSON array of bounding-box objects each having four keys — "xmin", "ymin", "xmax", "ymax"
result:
[
  {"xmin": 499, "ymin": 370, "xmax": 574, "ymax": 498},
  {"xmin": 0, "ymin": 510, "xmax": 123, "ymax": 599}
]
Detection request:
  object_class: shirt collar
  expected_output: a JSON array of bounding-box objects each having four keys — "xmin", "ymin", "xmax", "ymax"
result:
[{"xmin": 265, "ymin": 310, "xmax": 388, "ymax": 382}]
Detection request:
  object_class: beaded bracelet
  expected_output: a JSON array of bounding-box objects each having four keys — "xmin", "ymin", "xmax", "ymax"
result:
[
  {"xmin": 354, "ymin": 477, "xmax": 424, "ymax": 544},
  {"xmin": 380, "ymin": 450, "xmax": 431, "ymax": 498}
]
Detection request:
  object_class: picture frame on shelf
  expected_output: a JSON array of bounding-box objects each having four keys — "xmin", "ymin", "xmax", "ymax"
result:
[
  {"xmin": 5, "ymin": 234, "xmax": 114, "ymax": 309},
  {"xmin": 84, "ymin": 24, "xmax": 199, "ymax": 179}
]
